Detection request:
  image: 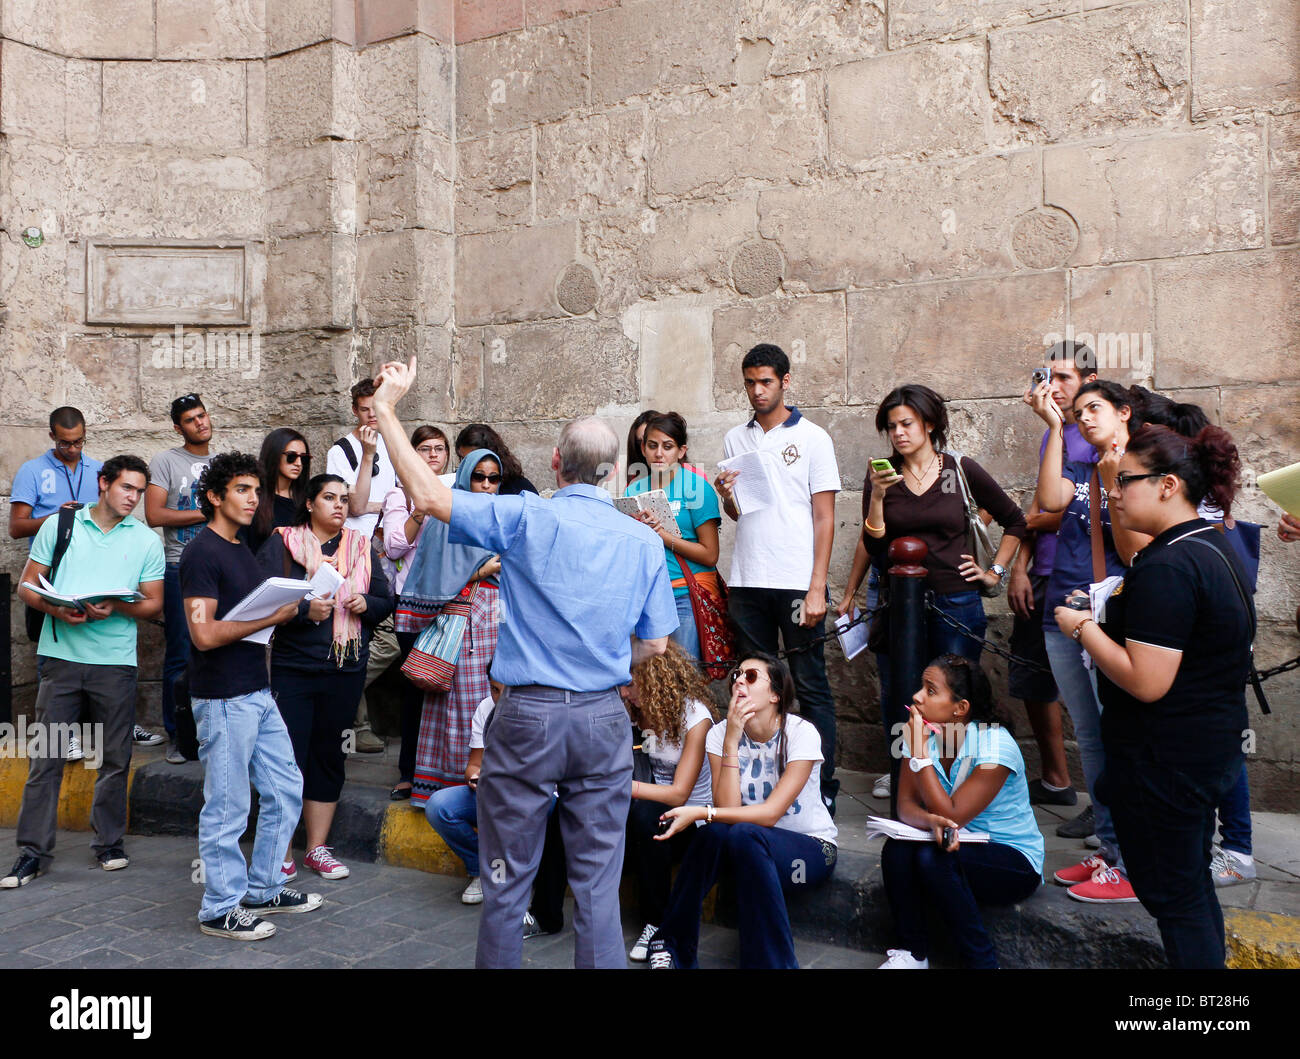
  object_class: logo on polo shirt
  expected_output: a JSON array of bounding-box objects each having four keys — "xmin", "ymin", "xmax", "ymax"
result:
[{"xmin": 782, "ymin": 444, "xmax": 800, "ymax": 466}]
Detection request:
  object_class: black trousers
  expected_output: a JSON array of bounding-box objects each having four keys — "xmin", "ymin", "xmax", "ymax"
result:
[{"xmin": 272, "ymin": 665, "xmax": 366, "ymax": 803}]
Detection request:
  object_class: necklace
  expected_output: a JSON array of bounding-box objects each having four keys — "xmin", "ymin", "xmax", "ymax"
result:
[{"xmin": 905, "ymin": 451, "xmax": 938, "ymax": 488}]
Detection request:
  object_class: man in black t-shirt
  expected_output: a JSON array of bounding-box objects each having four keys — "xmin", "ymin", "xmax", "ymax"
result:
[{"xmin": 180, "ymin": 453, "xmax": 323, "ymax": 941}]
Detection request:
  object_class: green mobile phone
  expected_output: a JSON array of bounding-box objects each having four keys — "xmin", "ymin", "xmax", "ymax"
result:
[{"xmin": 870, "ymin": 458, "xmax": 896, "ymax": 475}]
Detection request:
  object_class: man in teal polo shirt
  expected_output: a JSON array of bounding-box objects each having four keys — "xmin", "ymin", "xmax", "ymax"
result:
[{"xmin": 2, "ymin": 455, "xmax": 165, "ymax": 889}]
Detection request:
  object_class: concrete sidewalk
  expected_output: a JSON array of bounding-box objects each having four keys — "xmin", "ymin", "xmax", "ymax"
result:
[{"xmin": 2, "ymin": 744, "xmax": 1297, "ymax": 968}]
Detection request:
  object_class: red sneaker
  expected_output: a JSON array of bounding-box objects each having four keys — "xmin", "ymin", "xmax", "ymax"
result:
[
  {"xmin": 1052, "ymin": 854, "xmax": 1109, "ymax": 886},
  {"xmin": 303, "ymin": 846, "xmax": 350, "ymax": 880},
  {"xmin": 1067, "ymin": 866, "xmax": 1139, "ymax": 903}
]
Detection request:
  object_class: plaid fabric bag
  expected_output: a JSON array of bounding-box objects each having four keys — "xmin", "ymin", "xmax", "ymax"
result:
[
  {"xmin": 401, "ymin": 582, "xmax": 478, "ymax": 692},
  {"xmin": 679, "ymin": 565, "xmax": 736, "ymax": 681}
]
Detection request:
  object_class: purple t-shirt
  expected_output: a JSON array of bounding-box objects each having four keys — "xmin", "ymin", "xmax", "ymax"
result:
[{"xmin": 1031, "ymin": 424, "xmax": 1096, "ymax": 577}]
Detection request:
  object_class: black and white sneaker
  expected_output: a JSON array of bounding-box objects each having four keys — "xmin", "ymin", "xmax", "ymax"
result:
[
  {"xmin": 241, "ymin": 887, "xmax": 323, "ymax": 915},
  {"xmin": 647, "ymin": 939, "xmax": 676, "ymax": 970},
  {"xmin": 132, "ymin": 725, "xmax": 165, "ymax": 747},
  {"xmin": 0, "ymin": 853, "xmax": 44, "ymax": 889},
  {"xmin": 199, "ymin": 905, "xmax": 276, "ymax": 941},
  {"xmin": 97, "ymin": 847, "xmax": 129, "ymax": 871},
  {"xmin": 629, "ymin": 922, "xmax": 658, "ymax": 962}
]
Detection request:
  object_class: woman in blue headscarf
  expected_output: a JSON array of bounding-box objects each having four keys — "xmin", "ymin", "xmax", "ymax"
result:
[{"xmin": 395, "ymin": 449, "xmax": 503, "ymax": 807}]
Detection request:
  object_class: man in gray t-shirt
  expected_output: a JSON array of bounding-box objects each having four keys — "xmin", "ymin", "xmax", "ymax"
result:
[{"xmin": 149, "ymin": 447, "xmax": 214, "ymax": 564}]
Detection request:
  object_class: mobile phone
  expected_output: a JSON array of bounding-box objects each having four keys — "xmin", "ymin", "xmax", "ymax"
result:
[
  {"xmin": 657, "ymin": 817, "xmax": 672, "ymax": 836},
  {"xmin": 941, "ymin": 827, "xmax": 955, "ymax": 849},
  {"xmin": 1031, "ymin": 367, "xmax": 1048, "ymax": 388},
  {"xmin": 870, "ymin": 458, "xmax": 896, "ymax": 476},
  {"xmin": 1064, "ymin": 594, "xmax": 1091, "ymax": 610}
]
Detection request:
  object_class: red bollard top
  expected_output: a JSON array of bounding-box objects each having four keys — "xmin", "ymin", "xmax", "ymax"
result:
[{"xmin": 888, "ymin": 536, "xmax": 928, "ymax": 578}]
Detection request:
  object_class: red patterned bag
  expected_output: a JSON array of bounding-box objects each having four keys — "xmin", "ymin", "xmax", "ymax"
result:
[
  {"xmin": 679, "ymin": 565, "xmax": 736, "ymax": 681},
  {"xmin": 400, "ymin": 582, "xmax": 477, "ymax": 692}
]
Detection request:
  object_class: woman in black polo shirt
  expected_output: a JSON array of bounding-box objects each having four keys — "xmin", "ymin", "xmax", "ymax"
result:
[{"xmin": 1053, "ymin": 423, "xmax": 1252, "ymax": 969}]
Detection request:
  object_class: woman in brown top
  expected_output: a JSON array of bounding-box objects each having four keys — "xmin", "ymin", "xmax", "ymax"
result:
[{"xmin": 839, "ymin": 385, "xmax": 1027, "ymax": 782}]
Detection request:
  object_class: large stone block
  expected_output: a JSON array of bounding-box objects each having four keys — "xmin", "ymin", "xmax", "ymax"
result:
[
  {"xmin": 1044, "ymin": 123, "xmax": 1266, "ymax": 266},
  {"xmin": 712, "ymin": 294, "xmax": 846, "ymax": 412},
  {"xmin": 264, "ymin": 232, "xmax": 355, "ymax": 332},
  {"xmin": 458, "ymin": 318, "xmax": 639, "ymax": 420},
  {"xmin": 358, "ymin": 0, "xmax": 454, "ymax": 44},
  {"xmin": 456, "ymin": 130, "xmax": 534, "ymax": 233},
  {"xmin": 528, "ymin": 0, "xmax": 619, "ymax": 25},
  {"xmin": 0, "ymin": 331, "xmax": 66, "ymax": 426},
  {"xmin": 0, "ymin": 41, "xmax": 66, "ymax": 141},
  {"xmin": 456, "ymin": 22, "xmax": 588, "ymax": 139},
  {"xmin": 795, "ymin": 407, "xmax": 876, "ymax": 493},
  {"xmin": 0, "ymin": 137, "xmax": 66, "ymax": 231},
  {"xmin": 358, "ymin": 33, "xmax": 454, "ymax": 142},
  {"xmin": 361, "ymin": 130, "xmax": 454, "ymax": 235},
  {"xmin": 625, "ymin": 302, "xmax": 714, "ymax": 417},
  {"xmin": 1270, "ymin": 113, "xmax": 1300, "ymax": 246},
  {"xmin": 946, "ymin": 398, "xmax": 1049, "ymax": 494},
  {"xmin": 456, "ymin": 0, "xmax": 524, "ymax": 42},
  {"xmin": 847, "ymin": 272, "xmax": 1067, "ymax": 403},
  {"xmin": 157, "ymin": 0, "xmax": 267, "ymax": 59},
  {"xmin": 759, "ymin": 152, "xmax": 1041, "ymax": 292},
  {"xmin": 101, "ymin": 61, "xmax": 247, "ymax": 148},
  {"xmin": 1153, "ymin": 249, "xmax": 1300, "ymax": 388},
  {"xmin": 888, "ymin": 0, "xmax": 1075, "ymax": 47},
  {"xmin": 990, "ymin": 0, "xmax": 1188, "ymax": 144},
  {"xmin": 357, "ymin": 229, "xmax": 453, "ymax": 328},
  {"xmin": 359, "ymin": 324, "xmax": 455, "ymax": 422},
  {"xmin": 651, "ymin": 76, "xmax": 822, "ymax": 199},
  {"xmin": 267, "ymin": 0, "xmax": 356, "ymax": 53},
  {"xmin": 736, "ymin": 0, "xmax": 886, "ymax": 78},
  {"xmin": 63, "ymin": 336, "xmax": 143, "ymax": 426},
  {"xmin": 1068, "ymin": 264, "xmax": 1155, "ymax": 386},
  {"xmin": 267, "ymin": 140, "xmax": 358, "ymax": 240},
  {"xmin": 589, "ymin": 0, "xmax": 739, "ymax": 106},
  {"xmin": 537, "ymin": 108, "xmax": 648, "ymax": 219},
  {"xmin": 1221, "ymin": 384, "xmax": 1300, "ymax": 509},
  {"xmin": 1191, "ymin": 0, "xmax": 1300, "ymax": 119},
  {"xmin": 0, "ymin": 428, "xmax": 53, "ymax": 494},
  {"xmin": 65, "ymin": 58, "xmax": 103, "ymax": 147},
  {"xmin": 1, "ymin": 0, "xmax": 155, "ymax": 58},
  {"xmin": 455, "ymin": 222, "xmax": 577, "ymax": 325},
  {"xmin": 266, "ymin": 42, "xmax": 359, "ymax": 144}
]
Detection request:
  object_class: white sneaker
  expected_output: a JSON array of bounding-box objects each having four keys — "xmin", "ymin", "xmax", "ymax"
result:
[
  {"xmin": 1210, "ymin": 847, "xmax": 1256, "ymax": 887},
  {"xmin": 878, "ymin": 948, "xmax": 928, "ymax": 969},
  {"xmin": 872, "ymin": 773, "xmax": 891, "ymax": 798},
  {"xmin": 461, "ymin": 876, "xmax": 483, "ymax": 905},
  {"xmin": 66, "ymin": 733, "xmax": 84, "ymax": 761},
  {"xmin": 132, "ymin": 725, "xmax": 165, "ymax": 747},
  {"xmin": 629, "ymin": 922, "xmax": 658, "ymax": 962}
]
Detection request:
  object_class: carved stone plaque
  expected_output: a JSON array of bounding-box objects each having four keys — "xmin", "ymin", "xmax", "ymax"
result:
[{"xmin": 86, "ymin": 240, "xmax": 250, "ymax": 325}]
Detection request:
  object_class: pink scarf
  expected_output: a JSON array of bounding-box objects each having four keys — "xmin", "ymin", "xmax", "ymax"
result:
[{"xmin": 278, "ymin": 525, "xmax": 372, "ymax": 665}]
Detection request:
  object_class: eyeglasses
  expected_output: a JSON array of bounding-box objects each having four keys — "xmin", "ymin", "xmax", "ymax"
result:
[
  {"xmin": 730, "ymin": 667, "xmax": 763, "ymax": 685},
  {"xmin": 1114, "ymin": 471, "xmax": 1165, "ymax": 490},
  {"xmin": 53, "ymin": 437, "xmax": 86, "ymax": 450},
  {"xmin": 471, "ymin": 472, "xmax": 501, "ymax": 484},
  {"xmin": 416, "ymin": 444, "xmax": 446, "ymax": 457},
  {"xmin": 282, "ymin": 451, "xmax": 308, "ymax": 465}
]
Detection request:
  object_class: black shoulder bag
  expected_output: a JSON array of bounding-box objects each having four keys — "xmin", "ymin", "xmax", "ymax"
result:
[{"xmin": 1183, "ymin": 533, "xmax": 1268, "ymax": 715}]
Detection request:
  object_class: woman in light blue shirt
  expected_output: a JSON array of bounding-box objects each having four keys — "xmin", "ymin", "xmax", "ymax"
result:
[{"xmin": 879, "ymin": 655, "xmax": 1043, "ymax": 969}]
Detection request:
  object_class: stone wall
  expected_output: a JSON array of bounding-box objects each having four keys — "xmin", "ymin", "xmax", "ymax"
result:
[{"xmin": 1, "ymin": 0, "xmax": 1298, "ymax": 806}]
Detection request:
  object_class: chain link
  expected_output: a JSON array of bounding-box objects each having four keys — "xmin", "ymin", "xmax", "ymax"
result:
[
  {"xmin": 924, "ymin": 597, "xmax": 1055, "ymax": 675},
  {"xmin": 1256, "ymin": 655, "xmax": 1300, "ymax": 682},
  {"xmin": 705, "ymin": 603, "xmax": 885, "ymax": 672}
]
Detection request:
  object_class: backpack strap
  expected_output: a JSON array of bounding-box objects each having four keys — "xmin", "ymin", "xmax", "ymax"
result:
[
  {"xmin": 45, "ymin": 504, "xmax": 83, "ymax": 644},
  {"xmin": 1087, "ymin": 470, "xmax": 1106, "ymax": 585},
  {"xmin": 332, "ymin": 436, "xmax": 358, "ymax": 472},
  {"xmin": 1183, "ymin": 533, "xmax": 1267, "ymax": 715}
]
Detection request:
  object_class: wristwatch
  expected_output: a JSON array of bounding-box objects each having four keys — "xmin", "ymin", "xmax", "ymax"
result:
[
  {"xmin": 1071, "ymin": 617, "xmax": 1095, "ymax": 642},
  {"xmin": 909, "ymin": 757, "xmax": 934, "ymax": 773},
  {"xmin": 990, "ymin": 563, "xmax": 1008, "ymax": 584}
]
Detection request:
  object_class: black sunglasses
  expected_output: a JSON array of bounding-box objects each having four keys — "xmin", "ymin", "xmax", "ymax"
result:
[
  {"xmin": 730, "ymin": 667, "xmax": 763, "ymax": 685},
  {"xmin": 283, "ymin": 451, "xmax": 308, "ymax": 465},
  {"xmin": 471, "ymin": 472, "xmax": 501, "ymax": 484},
  {"xmin": 171, "ymin": 393, "xmax": 203, "ymax": 416}
]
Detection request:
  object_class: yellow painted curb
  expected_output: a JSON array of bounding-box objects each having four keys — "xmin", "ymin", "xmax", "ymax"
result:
[
  {"xmin": 1225, "ymin": 908, "xmax": 1300, "ymax": 969},
  {"xmin": 377, "ymin": 802, "xmax": 467, "ymax": 877},
  {"xmin": 0, "ymin": 754, "xmax": 147, "ymax": 832}
]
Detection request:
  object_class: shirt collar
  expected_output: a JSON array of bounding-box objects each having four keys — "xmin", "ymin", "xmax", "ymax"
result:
[
  {"xmin": 76, "ymin": 504, "xmax": 139, "ymax": 534},
  {"xmin": 552, "ymin": 484, "xmax": 614, "ymax": 504},
  {"xmin": 746, "ymin": 405, "xmax": 803, "ymax": 429}
]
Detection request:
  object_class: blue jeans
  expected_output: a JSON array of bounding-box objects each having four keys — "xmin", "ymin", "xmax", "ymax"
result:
[
  {"xmin": 1044, "ymin": 627, "xmax": 1122, "ymax": 867},
  {"xmin": 192, "ymin": 688, "xmax": 303, "ymax": 921},
  {"xmin": 162, "ymin": 564, "xmax": 190, "ymax": 737},
  {"xmin": 653, "ymin": 823, "xmax": 836, "ymax": 969},
  {"xmin": 670, "ymin": 592, "xmax": 700, "ymax": 661},
  {"xmin": 425, "ymin": 783, "xmax": 480, "ymax": 876},
  {"xmin": 882, "ymin": 837, "xmax": 1040, "ymax": 968},
  {"xmin": 1217, "ymin": 765, "xmax": 1252, "ymax": 856}
]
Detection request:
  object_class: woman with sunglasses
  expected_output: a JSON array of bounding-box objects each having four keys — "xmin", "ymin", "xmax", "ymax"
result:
[
  {"xmin": 1027, "ymin": 379, "xmax": 1151, "ymax": 902},
  {"xmin": 621, "ymin": 641, "xmax": 718, "ymax": 962},
  {"xmin": 1054, "ymin": 424, "xmax": 1251, "ymax": 968},
  {"xmin": 399, "ymin": 450, "xmax": 503, "ymax": 807},
  {"xmin": 381, "ymin": 426, "xmax": 451, "ymax": 798},
  {"xmin": 646, "ymin": 654, "xmax": 837, "ymax": 969},
  {"xmin": 248, "ymin": 429, "xmax": 310, "ymax": 553},
  {"xmin": 453, "ymin": 424, "xmax": 537, "ymax": 496},
  {"xmin": 878, "ymin": 654, "xmax": 1042, "ymax": 968}
]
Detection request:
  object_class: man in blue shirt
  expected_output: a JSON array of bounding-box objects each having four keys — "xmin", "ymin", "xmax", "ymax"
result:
[
  {"xmin": 372, "ymin": 357, "xmax": 678, "ymax": 969},
  {"xmin": 7, "ymin": 407, "xmax": 102, "ymax": 542}
]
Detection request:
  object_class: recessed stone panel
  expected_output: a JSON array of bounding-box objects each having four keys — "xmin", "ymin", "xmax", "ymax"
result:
[
  {"xmin": 85, "ymin": 241, "xmax": 251, "ymax": 326},
  {"xmin": 632, "ymin": 304, "xmax": 714, "ymax": 416}
]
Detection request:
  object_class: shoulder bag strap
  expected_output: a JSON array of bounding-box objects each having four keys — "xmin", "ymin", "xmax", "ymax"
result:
[
  {"xmin": 45, "ymin": 504, "xmax": 83, "ymax": 644},
  {"xmin": 1087, "ymin": 470, "xmax": 1105, "ymax": 584},
  {"xmin": 1183, "ymin": 533, "xmax": 1267, "ymax": 715}
]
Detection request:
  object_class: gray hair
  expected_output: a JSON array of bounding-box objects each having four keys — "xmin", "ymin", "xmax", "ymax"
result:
[{"xmin": 557, "ymin": 417, "xmax": 618, "ymax": 486}]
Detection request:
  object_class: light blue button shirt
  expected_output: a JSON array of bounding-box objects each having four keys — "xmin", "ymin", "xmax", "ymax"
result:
[
  {"xmin": 448, "ymin": 484, "xmax": 679, "ymax": 691},
  {"xmin": 11, "ymin": 450, "xmax": 103, "ymax": 522}
]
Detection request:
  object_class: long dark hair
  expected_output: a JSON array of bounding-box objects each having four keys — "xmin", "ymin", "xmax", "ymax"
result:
[
  {"xmin": 1128, "ymin": 386, "xmax": 1211, "ymax": 437},
  {"xmin": 295, "ymin": 473, "xmax": 347, "ymax": 527},
  {"xmin": 455, "ymin": 424, "xmax": 523, "ymax": 483},
  {"xmin": 875, "ymin": 384, "xmax": 949, "ymax": 456},
  {"xmin": 1073, "ymin": 379, "xmax": 1134, "ymax": 416},
  {"xmin": 255, "ymin": 428, "xmax": 310, "ymax": 539},
  {"xmin": 743, "ymin": 653, "xmax": 796, "ymax": 777},
  {"xmin": 929, "ymin": 654, "xmax": 1002, "ymax": 728},
  {"xmin": 1125, "ymin": 424, "xmax": 1241, "ymax": 517},
  {"xmin": 626, "ymin": 409, "xmax": 662, "ymax": 486}
]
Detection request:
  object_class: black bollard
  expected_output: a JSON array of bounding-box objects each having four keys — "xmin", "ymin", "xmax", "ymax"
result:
[
  {"xmin": 1, "ymin": 573, "xmax": 10, "ymax": 725},
  {"xmin": 887, "ymin": 537, "xmax": 928, "ymax": 820}
]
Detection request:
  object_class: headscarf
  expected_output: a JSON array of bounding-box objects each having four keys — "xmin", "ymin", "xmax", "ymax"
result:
[
  {"xmin": 399, "ymin": 448, "xmax": 500, "ymax": 605},
  {"xmin": 277, "ymin": 523, "xmax": 372, "ymax": 665}
]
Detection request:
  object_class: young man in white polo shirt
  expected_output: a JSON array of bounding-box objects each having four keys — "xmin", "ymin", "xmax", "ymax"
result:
[{"xmin": 715, "ymin": 344, "xmax": 841, "ymax": 812}]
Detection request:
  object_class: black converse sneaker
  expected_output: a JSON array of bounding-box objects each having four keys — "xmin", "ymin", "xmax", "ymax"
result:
[
  {"xmin": 241, "ymin": 887, "xmax": 323, "ymax": 915},
  {"xmin": 199, "ymin": 905, "xmax": 276, "ymax": 941},
  {"xmin": 0, "ymin": 853, "xmax": 44, "ymax": 889}
]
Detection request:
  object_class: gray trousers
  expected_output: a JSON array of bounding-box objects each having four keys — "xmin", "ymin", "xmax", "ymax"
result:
[
  {"xmin": 475, "ymin": 686, "xmax": 632, "ymax": 969},
  {"xmin": 18, "ymin": 657, "xmax": 136, "ymax": 865}
]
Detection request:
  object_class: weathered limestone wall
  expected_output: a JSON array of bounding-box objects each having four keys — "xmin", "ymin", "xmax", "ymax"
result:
[{"xmin": 1, "ymin": 0, "xmax": 1297, "ymax": 806}]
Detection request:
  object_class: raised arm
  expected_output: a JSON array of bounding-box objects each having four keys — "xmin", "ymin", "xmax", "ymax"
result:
[
  {"xmin": 370, "ymin": 359, "xmax": 454, "ymax": 524},
  {"xmin": 632, "ymin": 718, "xmax": 711, "ymax": 808}
]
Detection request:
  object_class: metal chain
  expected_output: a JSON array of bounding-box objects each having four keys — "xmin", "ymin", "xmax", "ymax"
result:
[
  {"xmin": 1256, "ymin": 655, "xmax": 1300, "ymax": 682},
  {"xmin": 705, "ymin": 603, "xmax": 885, "ymax": 672},
  {"xmin": 924, "ymin": 598, "xmax": 1055, "ymax": 675}
]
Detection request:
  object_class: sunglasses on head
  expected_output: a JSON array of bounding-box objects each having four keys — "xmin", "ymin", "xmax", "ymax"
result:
[
  {"xmin": 171, "ymin": 393, "xmax": 203, "ymax": 417},
  {"xmin": 283, "ymin": 451, "xmax": 308, "ymax": 465},
  {"xmin": 730, "ymin": 667, "xmax": 764, "ymax": 685},
  {"xmin": 471, "ymin": 472, "xmax": 501, "ymax": 484}
]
